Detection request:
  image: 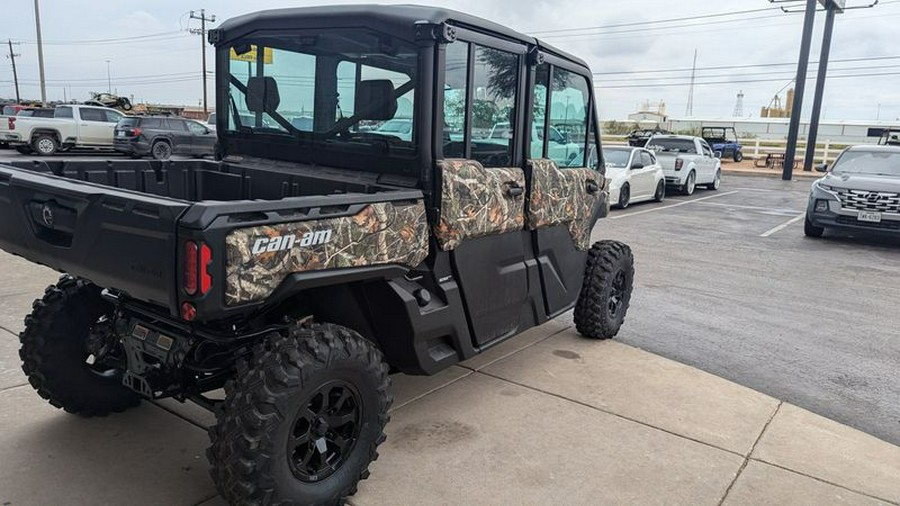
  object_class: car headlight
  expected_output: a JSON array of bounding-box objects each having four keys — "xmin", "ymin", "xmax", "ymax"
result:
[{"xmin": 814, "ymin": 181, "xmax": 836, "ymax": 193}]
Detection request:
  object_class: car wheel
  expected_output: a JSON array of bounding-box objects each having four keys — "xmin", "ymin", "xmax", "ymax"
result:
[
  {"xmin": 653, "ymin": 180, "xmax": 665, "ymax": 202},
  {"xmin": 151, "ymin": 140, "xmax": 172, "ymax": 160},
  {"xmin": 706, "ymin": 170, "xmax": 721, "ymax": 190},
  {"xmin": 31, "ymin": 135, "xmax": 58, "ymax": 156},
  {"xmin": 734, "ymin": 151, "xmax": 743, "ymax": 163},
  {"xmin": 804, "ymin": 217, "xmax": 825, "ymax": 238},
  {"xmin": 682, "ymin": 171, "xmax": 696, "ymax": 196},
  {"xmin": 574, "ymin": 240, "xmax": 634, "ymax": 340},
  {"xmin": 208, "ymin": 323, "xmax": 390, "ymax": 505},
  {"xmin": 617, "ymin": 184, "xmax": 630, "ymax": 209}
]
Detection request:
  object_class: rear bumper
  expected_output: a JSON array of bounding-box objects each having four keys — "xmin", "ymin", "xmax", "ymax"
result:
[{"xmin": 0, "ymin": 133, "xmax": 22, "ymax": 143}]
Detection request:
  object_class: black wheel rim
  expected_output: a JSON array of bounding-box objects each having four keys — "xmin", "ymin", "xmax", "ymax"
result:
[
  {"xmin": 154, "ymin": 143, "xmax": 171, "ymax": 159},
  {"xmin": 656, "ymin": 182, "xmax": 664, "ymax": 200},
  {"xmin": 288, "ymin": 380, "xmax": 362, "ymax": 482},
  {"xmin": 608, "ymin": 270, "xmax": 626, "ymax": 319}
]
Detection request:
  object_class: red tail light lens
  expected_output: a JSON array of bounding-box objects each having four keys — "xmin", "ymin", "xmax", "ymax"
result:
[
  {"xmin": 132, "ymin": 127, "xmax": 142, "ymax": 137},
  {"xmin": 7, "ymin": 117, "xmax": 14, "ymax": 131},
  {"xmin": 199, "ymin": 243, "xmax": 212, "ymax": 294},
  {"xmin": 183, "ymin": 240, "xmax": 198, "ymax": 295},
  {"xmin": 675, "ymin": 158, "xmax": 684, "ymax": 171}
]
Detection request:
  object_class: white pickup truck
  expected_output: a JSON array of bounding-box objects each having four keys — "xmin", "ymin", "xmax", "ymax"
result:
[
  {"xmin": 645, "ymin": 134, "xmax": 721, "ymax": 195},
  {"xmin": 0, "ymin": 105, "xmax": 126, "ymax": 155}
]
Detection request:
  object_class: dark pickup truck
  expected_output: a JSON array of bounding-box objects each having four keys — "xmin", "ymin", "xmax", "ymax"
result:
[{"xmin": 1, "ymin": 5, "xmax": 634, "ymax": 505}]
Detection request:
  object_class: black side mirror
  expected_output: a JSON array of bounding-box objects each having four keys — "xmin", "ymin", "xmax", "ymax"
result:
[
  {"xmin": 815, "ymin": 163, "xmax": 828, "ymax": 172},
  {"xmin": 631, "ymin": 161, "xmax": 644, "ymax": 170}
]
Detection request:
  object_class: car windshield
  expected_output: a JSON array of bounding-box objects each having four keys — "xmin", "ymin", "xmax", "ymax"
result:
[
  {"xmin": 647, "ymin": 138, "xmax": 697, "ymax": 153},
  {"xmin": 226, "ymin": 28, "xmax": 418, "ymax": 163},
  {"xmin": 604, "ymin": 149, "xmax": 632, "ymax": 168},
  {"xmin": 831, "ymin": 150, "xmax": 900, "ymax": 176}
]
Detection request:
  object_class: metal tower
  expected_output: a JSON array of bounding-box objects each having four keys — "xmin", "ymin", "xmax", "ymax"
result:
[{"xmin": 733, "ymin": 90, "xmax": 744, "ymax": 117}]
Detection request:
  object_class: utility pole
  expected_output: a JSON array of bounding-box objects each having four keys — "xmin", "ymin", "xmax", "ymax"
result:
[
  {"xmin": 190, "ymin": 9, "xmax": 216, "ymax": 115},
  {"xmin": 6, "ymin": 40, "xmax": 20, "ymax": 103},
  {"xmin": 685, "ymin": 49, "xmax": 697, "ymax": 117},
  {"xmin": 33, "ymin": 0, "xmax": 47, "ymax": 104},
  {"xmin": 105, "ymin": 59, "xmax": 112, "ymax": 94}
]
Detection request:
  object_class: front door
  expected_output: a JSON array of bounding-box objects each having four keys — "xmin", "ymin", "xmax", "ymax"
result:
[{"xmin": 526, "ymin": 61, "xmax": 605, "ymax": 316}]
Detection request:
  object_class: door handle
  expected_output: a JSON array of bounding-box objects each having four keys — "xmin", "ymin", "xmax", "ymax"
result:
[
  {"xmin": 586, "ymin": 181, "xmax": 600, "ymax": 194},
  {"xmin": 504, "ymin": 181, "xmax": 524, "ymax": 198}
]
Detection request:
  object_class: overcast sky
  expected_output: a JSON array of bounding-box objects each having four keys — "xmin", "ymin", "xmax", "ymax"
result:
[{"xmin": 3, "ymin": 0, "xmax": 900, "ymax": 121}]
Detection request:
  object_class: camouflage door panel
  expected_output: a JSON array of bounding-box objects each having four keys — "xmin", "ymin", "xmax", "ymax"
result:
[
  {"xmin": 526, "ymin": 159, "xmax": 605, "ymax": 250},
  {"xmin": 225, "ymin": 200, "xmax": 429, "ymax": 306},
  {"xmin": 433, "ymin": 159, "xmax": 526, "ymax": 251}
]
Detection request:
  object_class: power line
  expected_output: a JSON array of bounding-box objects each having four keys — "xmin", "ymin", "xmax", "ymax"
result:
[
  {"xmin": 527, "ymin": 6, "xmax": 782, "ymax": 35},
  {"xmin": 18, "ymin": 31, "xmax": 186, "ymax": 46},
  {"xmin": 593, "ymin": 54, "xmax": 900, "ymax": 77},
  {"xmin": 595, "ymin": 69, "xmax": 900, "ymax": 89}
]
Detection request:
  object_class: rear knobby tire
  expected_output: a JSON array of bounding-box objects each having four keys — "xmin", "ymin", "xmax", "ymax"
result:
[
  {"xmin": 574, "ymin": 240, "xmax": 635, "ymax": 340},
  {"xmin": 208, "ymin": 322, "xmax": 391, "ymax": 505},
  {"xmin": 19, "ymin": 275, "xmax": 140, "ymax": 416}
]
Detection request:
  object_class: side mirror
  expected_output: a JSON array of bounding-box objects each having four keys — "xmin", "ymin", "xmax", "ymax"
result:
[
  {"xmin": 815, "ymin": 163, "xmax": 828, "ymax": 172},
  {"xmin": 714, "ymin": 151, "xmax": 722, "ymax": 159},
  {"xmin": 631, "ymin": 161, "xmax": 644, "ymax": 170}
]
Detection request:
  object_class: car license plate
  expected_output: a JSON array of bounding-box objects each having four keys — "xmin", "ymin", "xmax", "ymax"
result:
[
  {"xmin": 117, "ymin": 131, "xmax": 125, "ymax": 138},
  {"xmin": 858, "ymin": 211, "xmax": 882, "ymax": 223}
]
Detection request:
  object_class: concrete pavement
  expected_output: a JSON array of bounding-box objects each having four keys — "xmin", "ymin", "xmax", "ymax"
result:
[{"xmin": 0, "ymin": 261, "xmax": 896, "ymax": 504}]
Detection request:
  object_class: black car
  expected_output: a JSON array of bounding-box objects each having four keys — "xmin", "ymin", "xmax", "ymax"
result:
[
  {"xmin": 806, "ymin": 145, "xmax": 900, "ymax": 237},
  {"xmin": 114, "ymin": 116, "xmax": 216, "ymax": 160}
]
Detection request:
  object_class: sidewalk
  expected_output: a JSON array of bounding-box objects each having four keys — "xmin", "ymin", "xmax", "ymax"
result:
[
  {"xmin": 721, "ymin": 160, "xmax": 821, "ymax": 179},
  {"xmin": 0, "ymin": 261, "xmax": 898, "ymax": 505}
]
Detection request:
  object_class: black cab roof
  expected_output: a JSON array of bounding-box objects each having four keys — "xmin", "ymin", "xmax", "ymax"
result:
[{"xmin": 214, "ymin": 4, "xmax": 589, "ymax": 69}]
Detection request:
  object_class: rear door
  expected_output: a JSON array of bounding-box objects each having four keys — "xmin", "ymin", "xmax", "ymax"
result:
[
  {"xmin": 526, "ymin": 57, "xmax": 605, "ymax": 317},
  {"xmin": 77, "ymin": 107, "xmax": 113, "ymax": 145},
  {"xmin": 699, "ymin": 140, "xmax": 716, "ymax": 181},
  {"xmin": 165, "ymin": 119, "xmax": 193, "ymax": 155},
  {"xmin": 436, "ymin": 32, "xmax": 542, "ymax": 347}
]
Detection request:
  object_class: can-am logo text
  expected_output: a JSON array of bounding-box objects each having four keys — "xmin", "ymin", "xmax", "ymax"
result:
[{"xmin": 251, "ymin": 230, "xmax": 333, "ymax": 255}]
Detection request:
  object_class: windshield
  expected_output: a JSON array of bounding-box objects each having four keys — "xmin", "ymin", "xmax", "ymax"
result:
[
  {"xmin": 604, "ymin": 149, "xmax": 632, "ymax": 168},
  {"xmin": 831, "ymin": 150, "xmax": 900, "ymax": 176},
  {"xmin": 226, "ymin": 29, "xmax": 418, "ymax": 167},
  {"xmin": 647, "ymin": 138, "xmax": 697, "ymax": 154}
]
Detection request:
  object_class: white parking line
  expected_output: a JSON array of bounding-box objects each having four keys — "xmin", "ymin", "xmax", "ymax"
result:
[
  {"xmin": 694, "ymin": 201, "xmax": 803, "ymax": 214},
  {"xmin": 759, "ymin": 215, "xmax": 805, "ymax": 237},
  {"xmin": 611, "ymin": 190, "xmax": 740, "ymax": 219}
]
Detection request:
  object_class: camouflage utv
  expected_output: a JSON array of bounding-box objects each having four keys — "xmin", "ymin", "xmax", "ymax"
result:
[{"xmin": 0, "ymin": 5, "xmax": 634, "ymax": 505}]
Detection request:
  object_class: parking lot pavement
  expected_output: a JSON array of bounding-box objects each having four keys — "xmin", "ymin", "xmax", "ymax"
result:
[
  {"xmin": 0, "ymin": 158, "xmax": 897, "ymax": 503},
  {"xmin": 588, "ymin": 173, "xmax": 900, "ymax": 447}
]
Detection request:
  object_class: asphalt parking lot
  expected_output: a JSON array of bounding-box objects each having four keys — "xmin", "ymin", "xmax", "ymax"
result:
[{"xmin": 590, "ymin": 173, "xmax": 900, "ymax": 446}]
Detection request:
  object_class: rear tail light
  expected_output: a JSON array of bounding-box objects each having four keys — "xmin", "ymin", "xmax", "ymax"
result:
[
  {"xmin": 183, "ymin": 241, "xmax": 198, "ymax": 295},
  {"xmin": 674, "ymin": 158, "xmax": 684, "ymax": 171},
  {"xmin": 183, "ymin": 239, "xmax": 213, "ymax": 299},
  {"xmin": 7, "ymin": 117, "xmax": 14, "ymax": 131},
  {"xmin": 132, "ymin": 127, "xmax": 142, "ymax": 137},
  {"xmin": 199, "ymin": 243, "xmax": 212, "ymax": 294}
]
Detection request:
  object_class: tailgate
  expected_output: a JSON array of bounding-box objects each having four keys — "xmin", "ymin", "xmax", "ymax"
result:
[{"xmin": 0, "ymin": 164, "xmax": 190, "ymax": 312}]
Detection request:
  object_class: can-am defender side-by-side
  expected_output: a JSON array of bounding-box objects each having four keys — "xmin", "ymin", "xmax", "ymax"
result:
[{"xmin": 0, "ymin": 6, "xmax": 634, "ymax": 504}]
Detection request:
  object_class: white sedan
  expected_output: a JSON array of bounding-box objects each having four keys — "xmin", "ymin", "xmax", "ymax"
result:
[{"xmin": 604, "ymin": 146, "xmax": 667, "ymax": 209}]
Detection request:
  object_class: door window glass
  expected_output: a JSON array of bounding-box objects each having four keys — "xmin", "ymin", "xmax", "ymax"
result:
[
  {"xmin": 548, "ymin": 68, "xmax": 590, "ymax": 167},
  {"xmin": 105, "ymin": 110, "xmax": 124, "ymax": 123},
  {"xmin": 531, "ymin": 63, "xmax": 549, "ymax": 159},
  {"xmin": 640, "ymin": 151, "xmax": 654, "ymax": 167},
  {"xmin": 141, "ymin": 118, "xmax": 162, "ymax": 129},
  {"xmin": 187, "ymin": 121, "xmax": 208, "ymax": 135},
  {"xmin": 164, "ymin": 119, "xmax": 188, "ymax": 131},
  {"xmin": 470, "ymin": 45, "xmax": 518, "ymax": 167},
  {"xmin": 55, "ymin": 107, "xmax": 73, "ymax": 118},
  {"xmin": 443, "ymin": 41, "xmax": 469, "ymax": 158},
  {"xmin": 79, "ymin": 108, "xmax": 106, "ymax": 122}
]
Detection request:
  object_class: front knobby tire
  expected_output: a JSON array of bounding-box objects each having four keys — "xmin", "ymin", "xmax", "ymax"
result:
[
  {"xmin": 208, "ymin": 323, "xmax": 391, "ymax": 505},
  {"xmin": 574, "ymin": 241, "xmax": 635, "ymax": 340},
  {"xmin": 804, "ymin": 217, "xmax": 825, "ymax": 238},
  {"xmin": 19, "ymin": 275, "xmax": 140, "ymax": 416}
]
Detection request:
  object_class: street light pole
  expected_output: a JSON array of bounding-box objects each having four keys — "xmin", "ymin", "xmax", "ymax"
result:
[
  {"xmin": 33, "ymin": 0, "xmax": 47, "ymax": 104},
  {"xmin": 105, "ymin": 60, "xmax": 112, "ymax": 94},
  {"xmin": 782, "ymin": 0, "xmax": 818, "ymax": 181},
  {"xmin": 803, "ymin": 6, "xmax": 837, "ymax": 172}
]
